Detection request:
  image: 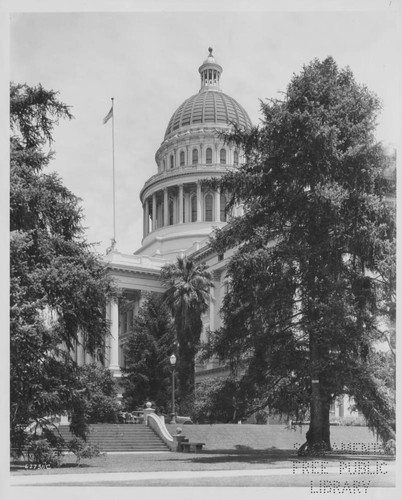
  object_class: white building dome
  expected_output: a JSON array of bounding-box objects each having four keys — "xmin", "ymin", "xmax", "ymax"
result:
[{"xmin": 136, "ymin": 49, "xmax": 251, "ymax": 260}]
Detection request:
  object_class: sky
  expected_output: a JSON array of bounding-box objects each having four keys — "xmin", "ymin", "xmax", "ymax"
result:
[{"xmin": 8, "ymin": 1, "xmax": 400, "ymax": 256}]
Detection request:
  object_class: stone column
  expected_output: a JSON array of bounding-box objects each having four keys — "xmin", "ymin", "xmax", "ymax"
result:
[
  {"xmin": 152, "ymin": 193, "xmax": 157, "ymax": 231},
  {"xmin": 144, "ymin": 197, "xmax": 149, "ymax": 237},
  {"xmin": 178, "ymin": 184, "xmax": 184, "ymax": 223},
  {"xmin": 173, "ymin": 192, "xmax": 177, "ymax": 224},
  {"xmin": 164, "ymin": 188, "xmax": 169, "ymax": 227},
  {"xmin": 108, "ymin": 298, "xmax": 121, "ymax": 376},
  {"xmin": 196, "ymin": 182, "xmax": 202, "ymax": 222},
  {"xmin": 143, "ymin": 201, "xmax": 146, "ymax": 238},
  {"xmin": 184, "ymin": 191, "xmax": 190, "ymax": 223},
  {"xmin": 214, "ymin": 189, "xmax": 220, "ymax": 222}
]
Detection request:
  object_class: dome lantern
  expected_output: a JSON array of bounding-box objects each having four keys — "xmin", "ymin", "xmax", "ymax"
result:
[
  {"xmin": 163, "ymin": 49, "xmax": 251, "ymax": 140},
  {"xmin": 198, "ymin": 47, "xmax": 223, "ymax": 92}
]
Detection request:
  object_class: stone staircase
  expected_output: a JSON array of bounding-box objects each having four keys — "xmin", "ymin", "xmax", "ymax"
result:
[{"xmin": 56, "ymin": 424, "xmax": 169, "ymax": 452}]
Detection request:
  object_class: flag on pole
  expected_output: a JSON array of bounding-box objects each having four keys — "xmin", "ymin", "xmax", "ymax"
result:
[{"xmin": 103, "ymin": 107, "xmax": 113, "ymax": 124}]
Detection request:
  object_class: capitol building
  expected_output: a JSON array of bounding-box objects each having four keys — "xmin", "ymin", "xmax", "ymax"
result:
[
  {"xmin": 71, "ymin": 48, "xmax": 363, "ymax": 422},
  {"xmin": 83, "ymin": 48, "xmax": 252, "ymax": 384}
]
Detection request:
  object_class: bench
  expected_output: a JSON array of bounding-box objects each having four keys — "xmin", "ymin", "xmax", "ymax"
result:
[{"xmin": 180, "ymin": 442, "xmax": 205, "ymax": 453}]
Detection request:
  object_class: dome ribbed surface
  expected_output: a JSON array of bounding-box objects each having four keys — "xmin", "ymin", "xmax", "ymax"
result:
[{"xmin": 164, "ymin": 90, "xmax": 252, "ymax": 140}]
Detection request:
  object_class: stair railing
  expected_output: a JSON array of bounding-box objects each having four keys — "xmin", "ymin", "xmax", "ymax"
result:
[{"xmin": 147, "ymin": 413, "xmax": 176, "ymax": 450}]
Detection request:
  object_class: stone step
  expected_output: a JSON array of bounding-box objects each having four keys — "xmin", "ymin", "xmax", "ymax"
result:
[{"xmin": 54, "ymin": 424, "xmax": 169, "ymax": 452}]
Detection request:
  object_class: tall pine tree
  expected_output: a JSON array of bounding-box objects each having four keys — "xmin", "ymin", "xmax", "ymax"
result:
[
  {"xmin": 206, "ymin": 57, "xmax": 395, "ymax": 453},
  {"xmin": 122, "ymin": 293, "xmax": 175, "ymax": 411},
  {"xmin": 10, "ymin": 83, "xmax": 117, "ymax": 446}
]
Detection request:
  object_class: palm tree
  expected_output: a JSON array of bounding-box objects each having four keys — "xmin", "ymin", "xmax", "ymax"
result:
[{"xmin": 161, "ymin": 257, "xmax": 213, "ymax": 409}]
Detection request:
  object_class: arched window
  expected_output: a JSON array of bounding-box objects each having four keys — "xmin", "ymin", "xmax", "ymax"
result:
[
  {"xmin": 170, "ymin": 155, "xmax": 174, "ymax": 169},
  {"xmin": 180, "ymin": 150, "xmax": 185, "ymax": 166},
  {"xmin": 220, "ymin": 194, "xmax": 227, "ymax": 222},
  {"xmin": 169, "ymin": 199, "xmax": 174, "ymax": 225},
  {"xmin": 192, "ymin": 148, "xmax": 198, "ymax": 165},
  {"xmin": 206, "ymin": 147, "xmax": 212, "ymax": 164},
  {"xmin": 220, "ymin": 148, "xmax": 226, "ymax": 164},
  {"xmin": 233, "ymin": 150, "xmax": 239, "ymax": 166},
  {"xmin": 205, "ymin": 193, "xmax": 213, "ymax": 222},
  {"xmin": 191, "ymin": 195, "xmax": 197, "ymax": 222},
  {"xmin": 162, "ymin": 159, "xmax": 166, "ymax": 171}
]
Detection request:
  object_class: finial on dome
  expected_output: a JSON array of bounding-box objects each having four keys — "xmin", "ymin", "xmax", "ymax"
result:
[{"xmin": 208, "ymin": 47, "xmax": 213, "ymax": 56}]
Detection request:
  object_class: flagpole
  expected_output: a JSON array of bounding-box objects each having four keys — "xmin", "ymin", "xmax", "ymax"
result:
[{"xmin": 111, "ymin": 97, "xmax": 116, "ymax": 245}]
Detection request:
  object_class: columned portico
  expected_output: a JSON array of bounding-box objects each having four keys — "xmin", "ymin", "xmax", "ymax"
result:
[{"xmin": 101, "ymin": 251, "xmax": 168, "ymax": 379}]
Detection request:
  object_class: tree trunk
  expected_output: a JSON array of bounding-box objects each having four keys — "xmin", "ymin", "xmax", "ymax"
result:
[
  {"xmin": 298, "ymin": 390, "xmax": 331, "ymax": 455},
  {"xmin": 321, "ymin": 399, "xmax": 331, "ymax": 449},
  {"xmin": 299, "ymin": 327, "xmax": 331, "ymax": 455},
  {"xmin": 177, "ymin": 319, "xmax": 196, "ymax": 409}
]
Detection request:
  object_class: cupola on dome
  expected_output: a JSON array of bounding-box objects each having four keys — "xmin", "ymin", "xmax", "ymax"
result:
[{"xmin": 164, "ymin": 48, "xmax": 252, "ymax": 140}]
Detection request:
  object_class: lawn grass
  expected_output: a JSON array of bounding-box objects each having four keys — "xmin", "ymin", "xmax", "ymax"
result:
[
  {"xmin": 165, "ymin": 423, "xmax": 382, "ymax": 452},
  {"xmin": 11, "ymin": 424, "xmax": 389, "ymax": 477}
]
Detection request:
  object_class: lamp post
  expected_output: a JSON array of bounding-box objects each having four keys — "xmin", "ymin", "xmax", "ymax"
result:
[{"xmin": 170, "ymin": 354, "xmax": 177, "ymax": 424}]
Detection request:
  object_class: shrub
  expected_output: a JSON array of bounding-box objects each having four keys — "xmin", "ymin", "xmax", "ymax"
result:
[
  {"xmin": 193, "ymin": 377, "xmax": 247, "ymax": 423},
  {"xmin": 26, "ymin": 438, "xmax": 63, "ymax": 468},
  {"xmin": 384, "ymin": 439, "xmax": 396, "ymax": 456},
  {"xmin": 67, "ymin": 437, "xmax": 101, "ymax": 466},
  {"xmin": 254, "ymin": 409, "xmax": 269, "ymax": 424},
  {"xmin": 78, "ymin": 364, "xmax": 120, "ymax": 424}
]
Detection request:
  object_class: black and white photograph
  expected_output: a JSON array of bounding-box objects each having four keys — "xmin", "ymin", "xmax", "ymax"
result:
[{"xmin": 2, "ymin": 0, "xmax": 399, "ymax": 498}]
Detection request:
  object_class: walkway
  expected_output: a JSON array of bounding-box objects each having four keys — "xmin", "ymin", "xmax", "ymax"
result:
[{"xmin": 10, "ymin": 461, "xmax": 396, "ymax": 488}]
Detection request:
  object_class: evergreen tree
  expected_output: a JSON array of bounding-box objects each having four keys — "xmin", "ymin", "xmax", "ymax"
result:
[
  {"xmin": 161, "ymin": 257, "xmax": 213, "ymax": 411},
  {"xmin": 10, "ymin": 83, "xmax": 117, "ymax": 446},
  {"xmin": 205, "ymin": 58, "xmax": 395, "ymax": 453},
  {"xmin": 122, "ymin": 293, "xmax": 175, "ymax": 411}
]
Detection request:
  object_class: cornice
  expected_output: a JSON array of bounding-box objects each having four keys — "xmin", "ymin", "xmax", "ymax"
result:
[
  {"xmin": 155, "ymin": 124, "xmax": 231, "ymax": 159},
  {"xmin": 107, "ymin": 263, "xmax": 161, "ymax": 278},
  {"xmin": 140, "ymin": 165, "xmax": 231, "ymax": 201}
]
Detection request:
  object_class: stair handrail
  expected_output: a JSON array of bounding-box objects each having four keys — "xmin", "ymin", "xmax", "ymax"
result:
[{"xmin": 147, "ymin": 413, "xmax": 175, "ymax": 450}]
